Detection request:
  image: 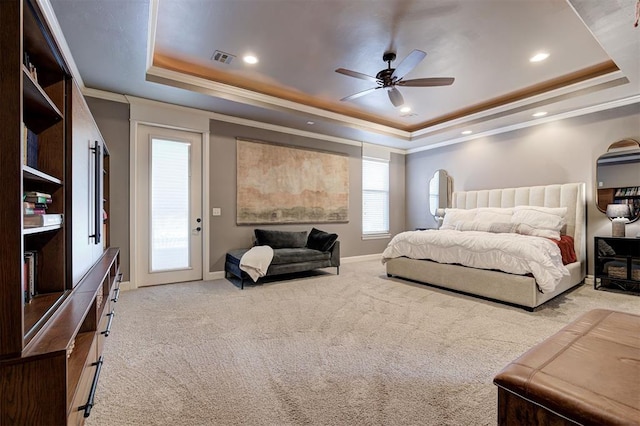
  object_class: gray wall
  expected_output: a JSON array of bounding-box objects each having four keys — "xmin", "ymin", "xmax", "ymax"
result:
[
  {"xmin": 86, "ymin": 97, "xmax": 131, "ymax": 280},
  {"xmin": 208, "ymin": 120, "xmax": 406, "ymax": 272},
  {"xmin": 85, "ymin": 98, "xmax": 406, "ymax": 277},
  {"xmin": 406, "ymin": 103, "xmax": 640, "ymax": 274}
]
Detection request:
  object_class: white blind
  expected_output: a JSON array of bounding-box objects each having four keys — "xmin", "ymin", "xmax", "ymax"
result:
[{"xmin": 362, "ymin": 157, "xmax": 389, "ymax": 235}]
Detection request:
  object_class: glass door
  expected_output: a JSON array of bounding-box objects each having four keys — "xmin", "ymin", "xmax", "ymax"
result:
[{"xmin": 135, "ymin": 125, "xmax": 203, "ymax": 286}]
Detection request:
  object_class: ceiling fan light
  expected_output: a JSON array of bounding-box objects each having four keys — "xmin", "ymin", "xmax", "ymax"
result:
[
  {"xmin": 530, "ymin": 52, "xmax": 550, "ymax": 62},
  {"xmin": 400, "ymin": 107, "xmax": 411, "ymax": 113}
]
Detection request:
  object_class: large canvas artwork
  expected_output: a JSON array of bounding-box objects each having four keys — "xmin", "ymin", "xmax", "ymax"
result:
[{"xmin": 236, "ymin": 139, "xmax": 349, "ymax": 224}]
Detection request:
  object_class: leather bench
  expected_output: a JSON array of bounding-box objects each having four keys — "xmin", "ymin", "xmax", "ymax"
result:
[{"xmin": 493, "ymin": 309, "xmax": 640, "ymax": 425}]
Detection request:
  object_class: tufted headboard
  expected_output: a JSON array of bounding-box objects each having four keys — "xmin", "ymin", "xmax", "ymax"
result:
[{"xmin": 452, "ymin": 183, "xmax": 586, "ymax": 266}]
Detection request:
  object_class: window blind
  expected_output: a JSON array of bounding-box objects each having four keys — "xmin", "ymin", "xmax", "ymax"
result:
[{"xmin": 362, "ymin": 157, "xmax": 389, "ymax": 235}]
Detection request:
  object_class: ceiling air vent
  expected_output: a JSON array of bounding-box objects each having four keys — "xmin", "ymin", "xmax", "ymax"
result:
[{"xmin": 211, "ymin": 50, "xmax": 235, "ymax": 65}]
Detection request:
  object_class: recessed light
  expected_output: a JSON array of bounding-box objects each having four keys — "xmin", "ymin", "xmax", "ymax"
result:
[
  {"xmin": 530, "ymin": 52, "xmax": 549, "ymax": 63},
  {"xmin": 532, "ymin": 111, "xmax": 548, "ymax": 117},
  {"xmin": 243, "ymin": 55, "xmax": 258, "ymax": 64},
  {"xmin": 461, "ymin": 130, "xmax": 473, "ymax": 135},
  {"xmin": 400, "ymin": 106, "xmax": 411, "ymax": 113},
  {"xmin": 306, "ymin": 121, "xmax": 315, "ymax": 125}
]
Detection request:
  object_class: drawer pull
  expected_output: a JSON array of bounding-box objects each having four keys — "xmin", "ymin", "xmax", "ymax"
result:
[
  {"xmin": 101, "ymin": 310, "xmax": 115, "ymax": 336},
  {"xmin": 80, "ymin": 356, "xmax": 103, "ymax": 418},
  {"xmin": 111, "ymin": 287, "xmax": 120, "ymax": 303},
  {"xmin": 117, "ymin": 272, "xmax": 123, "ymax": 282}
]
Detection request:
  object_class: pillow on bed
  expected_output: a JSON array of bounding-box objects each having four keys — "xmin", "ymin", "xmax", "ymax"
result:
[
  {"xmin": 516, "ymin": 223, "xmax": 561, "ymax": 240},
  {"xmin": 511, "ymin": 206, "xmax": 566, "ymax": 233},
  {"xmin": 455, "ymin": 221, "xmax": 518, "ymax": 234},
  {"xmin": 441, "ymin": 208, "xmax": 477, "ymax": 230},
  {"xmin": 475, "ymin": 207, "xmax": 514, "ymax": 223}
]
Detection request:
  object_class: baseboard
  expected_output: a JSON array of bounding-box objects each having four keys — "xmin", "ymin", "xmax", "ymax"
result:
[
  {"xmin": 584, "ymin": 275, "xmax": 594, "ymax": 286},
  {"xmin": 118, "ymin": 280, "xmax": 135, "ymax": 291},
  {"xmin": 340, "ymin": 253, "xmax": 382, "ymax": 263}
]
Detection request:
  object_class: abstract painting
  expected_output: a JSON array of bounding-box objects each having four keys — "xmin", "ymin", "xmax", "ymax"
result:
[{"xmin": 236, "ymin": 139, "xmax": 349, "ymax": 224}]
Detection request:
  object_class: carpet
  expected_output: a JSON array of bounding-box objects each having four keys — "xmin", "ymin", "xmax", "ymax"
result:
[{"xmin": 86, "ymin": 260, "xmax": 639, "ymax": 425}]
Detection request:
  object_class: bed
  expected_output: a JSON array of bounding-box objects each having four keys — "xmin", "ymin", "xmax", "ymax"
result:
[{"xmin": 384, "ymin": 183, "xmax": 586, "ymax": 310}]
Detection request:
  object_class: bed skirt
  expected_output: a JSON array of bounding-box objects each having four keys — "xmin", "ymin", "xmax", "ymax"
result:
[{"xmin": 385, "ymin": 257, "xmax": 584, "ymax": 310}]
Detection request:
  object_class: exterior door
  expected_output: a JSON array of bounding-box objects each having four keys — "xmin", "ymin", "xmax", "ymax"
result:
[{"xmin": 135, "ymin": 125, "xmax": 203, "ymax": 286}]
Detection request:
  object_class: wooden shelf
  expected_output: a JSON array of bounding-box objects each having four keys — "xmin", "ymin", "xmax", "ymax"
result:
[
  {"xmin": 23, "ymin": 165, "xmax": 62, "ymax": 185},
  {"xmin": 23, "ymin": 224, "xmax": 63, "ymax": 235},
  {"xmin": 22, "ymin": 66, "xmax": 63, "ymax": 132},
  {"xmin": 23, "ymin": 291, "xmax": 67, "ymax": 342}
]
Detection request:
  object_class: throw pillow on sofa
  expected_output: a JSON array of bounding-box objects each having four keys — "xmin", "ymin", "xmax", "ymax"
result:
[
  {"xmin": 306, "ymin": 227, "xmax": 338, "ymax": 252},
  {"xmin": 254, "ymin": 229, "xmax": 308, "ymax": 249}
]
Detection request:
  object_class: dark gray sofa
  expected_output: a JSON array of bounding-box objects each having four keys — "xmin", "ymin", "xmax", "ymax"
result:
[{"xmin": 225, "ymin": 228, "xmax": 340, "ymax": 289}]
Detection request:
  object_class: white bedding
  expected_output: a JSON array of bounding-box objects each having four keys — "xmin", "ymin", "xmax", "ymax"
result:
[{"xmin": 381, "ymin": 230, "xmax": 569, "ymax": 293}]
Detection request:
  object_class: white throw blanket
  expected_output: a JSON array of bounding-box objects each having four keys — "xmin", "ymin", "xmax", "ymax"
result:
[
  {"xmin": 240, "ymin": 246, "xmax": 274, "ymax": 282},
  {"xmin": 382, "ymin": 230, "xmax": 569, "ymax": 293}
]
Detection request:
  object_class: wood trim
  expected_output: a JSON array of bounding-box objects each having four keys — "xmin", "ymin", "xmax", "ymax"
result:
[
  {"xmin": 152, "ymin": 52, "xmax": 407, "ymax": 130},
  {"xmin": 406, "ymin": 60, "xmax": 620, "ymax": 131},
  {"xmin": 153, "ymin": 52, "xmax": 619, "ymax": 134}
]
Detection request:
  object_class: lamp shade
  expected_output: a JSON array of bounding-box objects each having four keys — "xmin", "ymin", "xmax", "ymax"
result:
[{"xmin": 606, "ymin": 204, "xmax": 631, "ymax": 219}]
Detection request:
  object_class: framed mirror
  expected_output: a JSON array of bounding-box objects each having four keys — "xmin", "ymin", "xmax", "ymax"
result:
[
  {"xmin": 596, "ymin": 138, "xmax": 640, "ymax": 224},
  {"xmin": 428, "ymin": 169, "xmax": 452, "ymax": 225}
]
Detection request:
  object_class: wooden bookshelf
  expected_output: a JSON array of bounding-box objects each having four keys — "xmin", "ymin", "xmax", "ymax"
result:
[{"xmin": 0, "ymin": 1, "xmax": 120, "ymax": 424}]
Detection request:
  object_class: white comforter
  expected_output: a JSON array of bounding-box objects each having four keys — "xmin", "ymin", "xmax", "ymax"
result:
[{"xmin": 381, "ymin": 230, "xmax": 569, "ymax": 293}]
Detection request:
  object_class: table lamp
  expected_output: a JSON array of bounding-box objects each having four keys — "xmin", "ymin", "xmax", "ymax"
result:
[{"xmin": 606, "ymin": 204, "xmax": 631, "ymax": 237}]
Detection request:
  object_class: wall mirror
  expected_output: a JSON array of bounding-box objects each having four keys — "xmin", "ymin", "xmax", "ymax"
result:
[
  {"xmin": 596, "ymin": 138, "xmax": 640, "ymax": 224},
  {"xmin": 428, "ymin": 169, "xmax": 452, "ymax": 225}
]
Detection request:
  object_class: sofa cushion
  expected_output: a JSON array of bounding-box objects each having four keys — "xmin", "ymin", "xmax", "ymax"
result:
[
  {"xmin": 255, "ymin": 229, "xmax": 308, "ymax": 249},
  {"xmin": 271, "ymin": 248, "xmax": 331, "ymax": 265},
  {"xmin": 306, "ymin": 227, "xmax": 338, "ymax": 252}
]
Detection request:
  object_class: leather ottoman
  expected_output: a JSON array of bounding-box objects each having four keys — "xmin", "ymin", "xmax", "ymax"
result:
[{"xmin": 493, "ymin": 309, "xmax": 640, "ymax": 425}]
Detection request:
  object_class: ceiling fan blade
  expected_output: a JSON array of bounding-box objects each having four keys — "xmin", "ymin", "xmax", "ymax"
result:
[
  {"xmin": 340, "ymin": 86, "xmax": 380, "ymax": 102},
  {"xmin": 335, "ymin": 68, "xmax": 379, "ymax": 83},
  {"xmin": 398, "ymin": 77, "xmax": 455, "ymax": 87},
  {"xmin": 387, "ymin": 87, "xmax": 404, "ymax": 107},
  {"xmin": 391, "ymin": 49, "xmax": 427, "ymax": 80}
]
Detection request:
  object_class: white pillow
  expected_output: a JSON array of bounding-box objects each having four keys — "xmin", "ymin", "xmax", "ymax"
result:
[
  {"xmin": 511, "ymin": 206, "xmax": 566, "ymax": 232},
  {"xmin": 455, "ymin": 221, "xmax": 519, "ymax": 234},
  {"xmin": 475, "ymin": 207, "xmax": 513, "ymax": 223},
  {"xmin": 514, "ymin": 205, "xmax": 567, "ymax": 218},
  {"xmin": 441, "ymin": 208, "xmax": 477, "ymax": 230},
  {"xmin": 516, "ymin": 223, "xmax": 561, "ymax": 240}
]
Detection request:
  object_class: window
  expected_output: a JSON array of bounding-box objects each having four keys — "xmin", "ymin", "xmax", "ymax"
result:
[{"xmin": 362, "ymin": 157, "xmax": 389, "ymax": 236}]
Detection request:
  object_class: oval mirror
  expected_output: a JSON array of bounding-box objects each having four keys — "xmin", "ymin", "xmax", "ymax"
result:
[
  {"xmin": 428, "ymin": 169, "xmax": 451, "ymax": 220},
  {"xmin": 596, "ymin": 138, "xmax": 640, "ymax": 224}
]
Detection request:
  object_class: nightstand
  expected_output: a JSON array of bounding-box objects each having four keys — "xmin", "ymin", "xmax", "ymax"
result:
[{"xmin": 594, "ymin": 236, "xmax": 640, "ymax": 293}]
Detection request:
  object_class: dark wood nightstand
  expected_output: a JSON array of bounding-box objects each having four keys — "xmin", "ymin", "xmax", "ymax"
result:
[{"xmin": 594, "ymin": 236, "xmax": 640, "ymax": 293}]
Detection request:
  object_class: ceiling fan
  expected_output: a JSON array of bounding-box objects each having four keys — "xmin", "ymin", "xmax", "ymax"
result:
[{"xmin": 335, "ymin": 49, "xmax": 454, "ymax": 107}]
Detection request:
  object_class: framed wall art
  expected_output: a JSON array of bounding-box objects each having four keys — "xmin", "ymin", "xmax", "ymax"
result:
[{"xmin": 236, "ymin": 139, "xmax": 349, "ymax": 224}]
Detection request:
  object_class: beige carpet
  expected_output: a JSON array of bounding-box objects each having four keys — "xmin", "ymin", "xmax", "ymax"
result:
[{"xmin": 86, "ymin": 260, "xmax": 639, "ymax": 426}]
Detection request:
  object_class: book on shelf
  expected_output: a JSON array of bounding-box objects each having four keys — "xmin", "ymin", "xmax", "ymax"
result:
[
  {"xmin": 23, "ymin": 251, "xmax": 37, "ymax": 303},
  {"xmin": 24, "ymin": 191, "xmax": 51, "ymax": 199},
  {"xmin": 23, "ymin": 213, "xmax": 63, "ymax": 228},
  {"xmin": 23, "ymin": 201, "xmax": 49, "ymax": 210},
  {"xmin": 25, "ymin": 128, "xmax": 38, "ymax": 169},
  {"xmin": 23, "ymin": 195, "xmax": 52, "ymax": 204},
  {"xmin": 23, "ymin": 208, "xmax": 46, "ymax": 215}
]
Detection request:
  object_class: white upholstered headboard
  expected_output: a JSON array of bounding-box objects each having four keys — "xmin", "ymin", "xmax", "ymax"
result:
[{"xmin": 451, "ymin": 183, "xmax": 586, "ymax": 265}]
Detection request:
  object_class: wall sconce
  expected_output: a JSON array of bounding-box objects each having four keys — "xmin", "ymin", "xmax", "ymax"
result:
[{"xmin": 606, "ymin": 204, "xmax": 631, "ymax": 237}]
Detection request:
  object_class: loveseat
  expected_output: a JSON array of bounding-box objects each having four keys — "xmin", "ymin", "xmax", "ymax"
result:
[{"xmin": 225, "ymin": 228, "xmax": 340, "ymax": 289}]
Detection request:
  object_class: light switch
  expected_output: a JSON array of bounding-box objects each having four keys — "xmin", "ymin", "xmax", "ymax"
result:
[{"xmin": 212, "ymin": 207, "xmax": 221, "ymax": 216}]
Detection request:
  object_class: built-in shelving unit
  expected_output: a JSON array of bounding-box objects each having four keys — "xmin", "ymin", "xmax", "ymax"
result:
[{"xmin": 0, "ymin": 1, "xmax": 119, "ymax": 424}]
